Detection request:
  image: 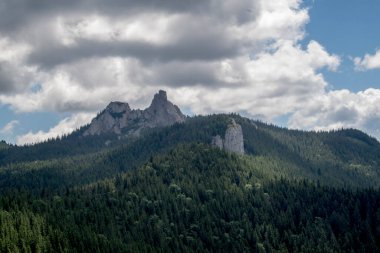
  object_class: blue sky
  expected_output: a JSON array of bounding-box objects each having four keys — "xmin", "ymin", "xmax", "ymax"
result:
[
  {"xmin": 304, "ymin": 0, "xmax": 380, "ymax": 92},
  {"xmin": 1, "ymin": 0, "xmax": 380, "ymax": 144}
]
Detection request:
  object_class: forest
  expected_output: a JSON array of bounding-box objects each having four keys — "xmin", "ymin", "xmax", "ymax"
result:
[{"xmin": 1, "ymin": 114, "xmax": 380, "ymax": 252}]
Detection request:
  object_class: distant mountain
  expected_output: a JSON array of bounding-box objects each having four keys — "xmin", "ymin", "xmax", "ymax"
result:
[
  {"xmin": 2, "ymin": 113, "xmax": 380, "ymax": 189},
  {"xmin": 1, "ymin": 92, "xmax": 380, "ymax": 252},
  {"xmin": 83, "ymin": 90, "xmax": 186, "ymax": 136}
]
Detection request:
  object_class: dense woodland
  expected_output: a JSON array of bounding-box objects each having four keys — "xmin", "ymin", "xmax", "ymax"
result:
[{"xmin": 1, "ymin": 114, "xmax": 380, "ymax": 252}]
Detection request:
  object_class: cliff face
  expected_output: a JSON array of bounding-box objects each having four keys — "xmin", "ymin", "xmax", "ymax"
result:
[
  {"xmin": 83, "ymin": 90, "xmax": 186, "ymax": 136},
  {"xmin": 211, "ymin": 135, "xmax": 223, "ymax": 149},
  {"xmin": 142, "ymin": 90, "xmax": 186, "ymax": 128},
  {"xmin": 212, "ymin": 119, "xmax": 244, "ymax": 154},
  {"xmin": 84, "ymin": 102, "xmax": 132, "ymax": 135},
  {"xmin": 224, "ymin": 120, "xmax": 244, "ymax": 154}
]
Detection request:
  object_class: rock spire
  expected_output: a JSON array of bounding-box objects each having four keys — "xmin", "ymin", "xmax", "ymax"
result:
[{"xmin": 83, "ymin": 90, "xmax": 186, "ymax": 136}]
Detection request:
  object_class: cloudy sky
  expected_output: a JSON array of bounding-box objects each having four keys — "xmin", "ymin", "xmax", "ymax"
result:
[{"xmin": 1, "ymin": 0, "xmax": 380, "ymax": 144}]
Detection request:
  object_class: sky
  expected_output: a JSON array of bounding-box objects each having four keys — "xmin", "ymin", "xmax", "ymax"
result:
[{"xmin": 1, "ymin": 0, "xmax": 380, "ymax": 145}]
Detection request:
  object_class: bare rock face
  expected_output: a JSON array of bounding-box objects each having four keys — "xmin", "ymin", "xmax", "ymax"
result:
[
  {"xmin": 84, "ymin": 102, "xmax": 132, "ymax": 135},
  {"xmin": 211, "ymin": 135, "xmax": 223, "ymax": 149},
  {"xmin": 223, "ymin": 120, "xmax": 244, "ymax": 154},
  {"xmin": 83, "ymin": 90, "xmax": 186, "ymax": 136},
  {"xmin": 144, "ymin": 90, "xmax": 186, "ymax": 128},
  {"xmin": 211, "ymin": 119, "xmax": 244, "ymax": 154}
]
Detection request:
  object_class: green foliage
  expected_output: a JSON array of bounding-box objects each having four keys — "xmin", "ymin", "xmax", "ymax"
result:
[
  {"xmin": 1, "ymin": 144, "xmax": 380, "ymax": 252},
  {"xmin": 2, "ymin": 114, "xmax": 380, "ymax": 193},
  {"xmin": 235, "ymin": 116, "xmax": 380, "ymax": 187},
  {"xmin": 1, "ymin": 114, "xmax": 380, "ymax": 252},
  {"xmin": 0, "ymin": 115, "xmax": 230, "ymax": 195},
  {"xmin": 0, "ymin": 210, "xmax": 67, "ymax": 252}
]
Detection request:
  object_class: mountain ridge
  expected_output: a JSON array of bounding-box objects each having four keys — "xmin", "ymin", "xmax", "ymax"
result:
[
  {"xmin": 1, "ymin": 90, "xmax": 380, "ymax": 188},
  {"xmin": 1, "ymin": 113, "xmax": 380, "ymax": 189},
  {"xmin": 83, "ymin": 90, "xmax": 186, "ymax": 136},
  {"xmin": 1, "ymin": 92, "xmax": 380, "ymax": 252}
]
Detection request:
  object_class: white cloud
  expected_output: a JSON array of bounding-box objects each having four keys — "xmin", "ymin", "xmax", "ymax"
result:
[
  {"xmin": 0, "ymin": 120, "xmax": 19, "ymax": 135},
  {"xmin": 0, "ymin": 0, "xmax": 314, "ymax": 117},
  {"xmin": 354, "ymin": 49, "xmax": 380, "ymax": 71},
  {"xmin": 0, "ymin": 0, "xmax": 378, "ymax": 142},
  {"xmin": 289, "ymin": 88, "xmax": 380, "ymax": 139},
  {"xmin": 0, "ymin": 57, "xmax": 157, "ymax": 113},
  {"xmin": 0, "ymin": 36, "xmax": 37, "ymax": 94},
  {"xmin": 16, "ymin": 113, "xmax": 94, "ymax": 145},
  {"xmin": 167, "ymin": 40, "xmax": 340, "ymax": 119},
  {"xmin": 56, "ymin": 14, "xmax": 177, "ymax": 46}
]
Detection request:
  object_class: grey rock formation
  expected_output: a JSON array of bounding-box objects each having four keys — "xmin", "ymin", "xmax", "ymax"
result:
[
  {"xmin": 83, "ymin": 90, "xmax": 186, "ymax": 136},
  {"xmin": 211, "ymin": 119, "xmax": 244, "ymax": 154},
  {"xmin": 84, "ymin": 102, "xmax": 132, "ymax": 135},
  {"xmin": 211, "ymin": 135, "xmax": 223, "ymax": 149},
  {"xmin": 223, "ymin": 120, "xmax": 244, "ymax": 154},
  {"xmin": 143, "ymin": 90, "xmax": 186, "ymax": 128}
]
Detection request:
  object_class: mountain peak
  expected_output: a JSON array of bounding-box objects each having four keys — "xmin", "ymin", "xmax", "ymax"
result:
[
  {"xmin": 154, "ymin": 90, "xmax": 167, "ymax": 101},
  {"xmin": 149, "ymin": 90, "xmax": 168, "ymax": 109},
  {"xmin": 105, "ymin": 101, "xmax": 131, "ymax": 114},
  {"xmin": 84, "ymin": 90, "xmax": 185, "ymax": 136}
]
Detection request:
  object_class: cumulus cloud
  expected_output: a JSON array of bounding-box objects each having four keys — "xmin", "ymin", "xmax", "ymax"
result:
[
  {"xmin": 16, "ymin": 113, "xmax": 94, "ymax": 145},
  {"xmin": 0, "ymin": 0, "xmax": 312, "ymax": 115},
  {"xmin": 168, "ymin": 40, "xmax": 340, "ymax": 118},
  {"xmin": 0, "ymin": 120, "xmax": 19, "ymax": 135},
  {"xmin": 289, "ymin": 89, "xmax": 380, "ymax": 139},
  {"xmin": 0, "ymin": 0, "xmax": 378, "ymax": 143},
  {"xmin": 0, "ymin": 37, "xmax": 36, "ymax": 94},
  {"xmin": 354, "ymin": 49, "xmax": 380, "ymax": 71}
]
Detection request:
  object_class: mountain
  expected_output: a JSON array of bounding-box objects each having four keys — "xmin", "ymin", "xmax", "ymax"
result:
[
  {"xmin": 1, "ymin": 142, "xmax": 379, "ymax": 252},
  {"xmin": 1, "ymin": 92, "xmax": 380, "ymax": 252},
  {"xmin": 83, "ymin": 90, "xmax": 186, "ymax": 136},
  {"xmin": 1, "ymin": 111, "xmax": 380, "ymax": 189}
]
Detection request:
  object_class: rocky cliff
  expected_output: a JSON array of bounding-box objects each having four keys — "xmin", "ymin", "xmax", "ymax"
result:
[
  {"xmin": 83, "ymin": 90, "xmax": 186, "ymax": 136},
  {"xmin": 212, "ymin": 119, "xmax": 244, "ymax": 154}
]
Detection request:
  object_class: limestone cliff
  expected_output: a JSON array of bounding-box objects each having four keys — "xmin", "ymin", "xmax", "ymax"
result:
[
  {"xmin": 224, "ymin": 119, "xmax": 245, "ymax": 154},
  {"xmin": 211, "ymin": 119, "xmax": 244, "ymax": 154},
  {"xmin": 83, "ymin": 90, "xmax": 186, "ymax": 136},
  {"xmin": 211, "ymin": 135, "xmax": 223, "ymax": 150}
]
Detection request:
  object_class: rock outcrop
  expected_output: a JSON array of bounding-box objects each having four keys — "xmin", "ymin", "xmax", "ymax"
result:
[
  {"xmin": 211, "ymin": 119, "xmax": 244, "ymax": 154},
  {"xmin": 211, "ymin": 135, "xmax": 223, "ymax": 150},
  {"xmin": 84, "ymin": 90, "xmax": 186, "ymax": 136}
]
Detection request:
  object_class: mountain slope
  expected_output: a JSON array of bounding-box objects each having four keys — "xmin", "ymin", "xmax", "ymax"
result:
[
  {"xmin": 0, "ymin": 90, "xmax": 186, "ymax": 166},
  {"xmin": 1, "ymin": 114, "xmax": 380, "ymax": 195},
  {"xmin": 2, "ymin": 89, "xmax": 379, "ymax": 189},
  {"xmin": 1, "ymin": 143, "xmax": 379, "ymax": 252},
  {"xmin": 236, "ymin": 117, "xmax": 380, "ymax": 187},
  {"xmin": 1, "ymin": 104, "xmax": 380, "ymax": 252}
]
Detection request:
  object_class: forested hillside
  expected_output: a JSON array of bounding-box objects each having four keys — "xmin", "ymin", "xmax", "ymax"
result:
[
  {"xmin": 1, "ymin": 144, "xmax": 380, "ymax": 252},
  {"xmin": 0, "ymin": 140, "xmax": 8, "ymax": 150},
  {"xmin": 1, "ymin": 114, "xmax": 380, "ymax": 252}
]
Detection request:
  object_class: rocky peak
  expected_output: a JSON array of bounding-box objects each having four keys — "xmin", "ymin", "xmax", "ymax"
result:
[
  {"xmin": 147, "ymin": 90, "xmax": 169, "ymax": 115},
  {"xmin": 148, "ymin": 90, "xmax": 169, "ymax": 113},
  {"xmin": 105, "ymin": 102, "xmax": 131, "ymax": 114},
  {"xmin": 83, "ymin": 90, "xmax": 186, "ymax": 136},
  {"xmin": 148, "ymin": 90, "xmax": 172, "ymax": 114},
  {"xmin": 146, "ymin": 90, "xmax": 186, "ymax": 126},
  {"xmin": 150, "ymin": 90, "xmax": 167, "ymax": 105}
]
